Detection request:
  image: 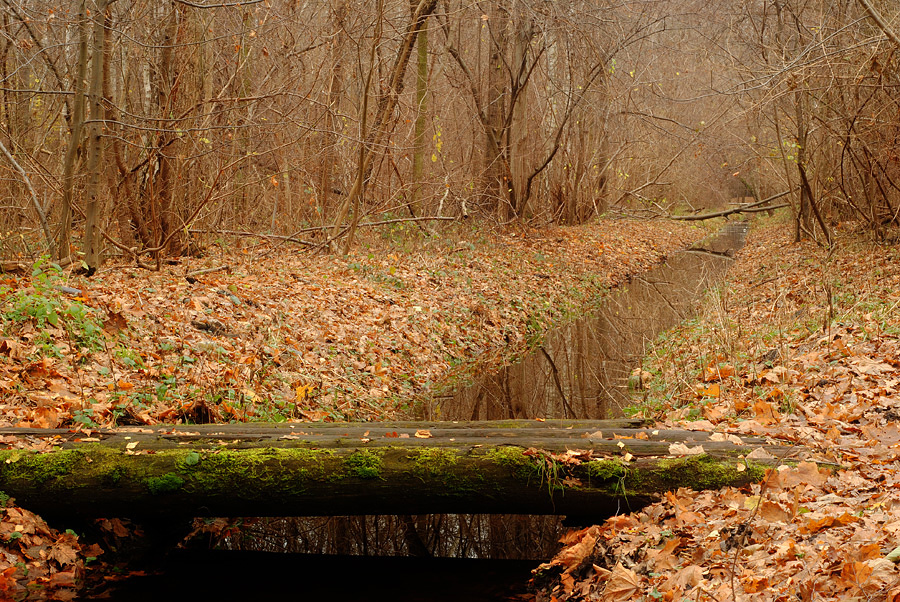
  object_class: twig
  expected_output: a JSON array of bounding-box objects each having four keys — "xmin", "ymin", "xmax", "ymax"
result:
[
  {"xmin": 539, "ymin": 346, "xmax": 578, "ymax": 419},
  {"xmin": 355, "ymin": 215, "xmax": 457, "ymax": 227},
  {"xmin": 188, "ymin": 229, "xmax": 316, "ymax": 247},
  {"xmin": 737, "ymin": 203, "xmax": 789, "ymax": 214},
  {"xmin": 857, "ymin": 0, "xmax": 900, "ymax": 49},
  {"xmin": 186, "ymin": 265, "xmax": 230, "ymax": 278},
  {"xmin": 277, "ymin": 215, "xmax": 458, "ymax": 239}
]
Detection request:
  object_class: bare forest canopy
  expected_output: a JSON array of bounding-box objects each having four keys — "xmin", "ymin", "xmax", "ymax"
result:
[{"xmin": 0, "ymin": 0, "xmax": 898, "ymax": 268}]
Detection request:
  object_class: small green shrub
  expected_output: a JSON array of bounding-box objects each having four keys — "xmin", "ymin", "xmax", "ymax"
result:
[{"xmin": 1, "ymin": 258, "xmax": 104, "ymax": 350}]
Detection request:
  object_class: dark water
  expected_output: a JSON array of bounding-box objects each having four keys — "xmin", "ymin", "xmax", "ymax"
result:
[
  {"xmin": 428, "ymin": 222, "xmax": 748, "ymax": 420},
  {"xmin": 81, "ymin": 551, "xmax": 534, "ymax": 601}
]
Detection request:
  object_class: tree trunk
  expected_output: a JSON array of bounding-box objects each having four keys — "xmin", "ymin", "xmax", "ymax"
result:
[
  {"xmin": 317, "ymin": 2, "xmax": 346, "ymax": 226},
  {"xmin": 509, "ymin": 6, "xmax": 533, "ymax": 217},
  {"xmin": 483, "ymin": 0, "xmax": 510, "ymax": 213},
  {"xmin": 57, "ymin": 0, "xmax": 90, "ymax": 262},
  {"xmin": 0, "ymin": 420, "xmax": 809, "ymax": 520},
  {"xmin": 82, "ymin": 0, "xmax": 111, "ymax": 271},
  {"xmin": 409, "ymin": 0, "xmax": 429, "ymax": 216}
]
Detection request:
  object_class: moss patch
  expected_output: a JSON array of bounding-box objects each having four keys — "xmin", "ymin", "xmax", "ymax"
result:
[
  {"xmin": 0, "ymin": 448, "xmax": 83, "ymax": 485},
  {"xmin": 345, "ymin": 450, "xmax": 384, "ymax": 479},
  {"xmin": 412, "ymin": 448, "xmax": 458, "ymax": 477},
  {"xmin": 483, "ymin": 446, "xmax": 532, "ymax": 469},
  {"xmin": 145, "ymin": 473, "xmax": 185, "ymax": 494},
  {"xmin": 100, "ymin": 465, "xmax": 127, "ymax": 487},
  {"xmin": 654, "ymin": 455, "xmax": 766, "ymax": 489},
  {"xmin": 584, "ymin": 459, "xmax": 627, "ymax": 481},
  {"xmin": 623, "ymin": 454, "xmax": 766, "ymax": 494}
]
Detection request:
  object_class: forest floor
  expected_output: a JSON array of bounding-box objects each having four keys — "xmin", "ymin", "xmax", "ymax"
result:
[
  {"xmin": 5, "ymin": 215, "xmax": 900, "ymax": 601},
  {"xmin": 533, "ymin": 220, "xmax": 900, "ymax": 601},
  {"xmin": 0, "ymin": 216, "xmax": 700, "ymax": 599}
]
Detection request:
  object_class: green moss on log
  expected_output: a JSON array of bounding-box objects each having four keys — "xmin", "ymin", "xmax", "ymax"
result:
[
  {"xmin": 412, "ymin": 448, "xmax": 458, "ymax": 476},
  {"xmin": 0, "ymin": 448, "xmax": 83, "ymax": 485},
  {"xmin": 0, "ymin": 443, "xmax": 776, "ymax": 518},
  {"xmin": 146, "ymin": 473, "xmax": 185, "ymax": 494},
  {"xmin": 345, "ymin": 450, "xmax": 384, "ymax": 479},
  {"xmin": 618, "ymin": 455, "xmax": 767, "ymax": 494},
  {"xmin": 404, "ymin": 447, "xmax": 485, "ymax": 494},
  {"xmin": 584, "ymin": 459, "xmax": 627, "ymax": 481},
  {"xmin": 483, "ymin": 446, "xmax": 531, "ymax": 468}
]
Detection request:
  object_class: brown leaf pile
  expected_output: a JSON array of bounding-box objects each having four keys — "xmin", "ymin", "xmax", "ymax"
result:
[
  {"xmin": 533, "ymin": 222, "xmax": 900, "ymax": 602},
  {"xmin": 0, "ymin": 497, "xmax": 103, "ymax": 601}
]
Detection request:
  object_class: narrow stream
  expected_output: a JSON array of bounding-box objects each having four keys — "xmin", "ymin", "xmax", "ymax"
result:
[
  {"xmin": 77, "ymin": 223, "xmax": 748, "ymax": 601},
  {"xmin": 429, "ymin": 222, "xmax": 748, "ymax": 420}
]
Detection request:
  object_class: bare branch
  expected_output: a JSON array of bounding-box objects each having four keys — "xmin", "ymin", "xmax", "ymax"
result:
[
  {"xmin": 670, "ymin": 190, "xmax": 796, "ymax": 221},
  {"xmin": 0, "ymin": 138, "xmax": 51, "ymax": 248},
  {"xmin": 857, "ymin": 0, "xmax": 900, "ymax": 49}
]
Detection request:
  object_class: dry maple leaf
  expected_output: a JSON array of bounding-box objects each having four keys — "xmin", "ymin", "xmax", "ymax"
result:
[
  {"xmin": 746, "ymin": 447, "xmax": 775, "ymax": 460},
  {"xmin": 666, "ymin": 565, "xmax": 705, "ymax": 591},
  {"xmin": 799, "ymin": 512, "xmax": 859, "ymax": 534},
  {"xmin": 759, "ymin": 499, "xmax": 793, "ymax": 523},
  {"xmin": 48, "ymin": 541, "xmax": 79, "ymax": 566},
  {"xmin": 600, "ymin": 563, "xmax": 640, "ymax": 601},
  {"xmin": 646, "ymin": 537, "xmax": 681, "ymax": 571},
  {"xmin": 101, "ymin": 310, "xmax": 128, "ymax": 335},
  {"xmin": 710, "ymin": 432, "xmax": 744, "ymax": 444},
  {"xmin": 769, "ymin": 461, "xmax": 828, "ymax": 489},
  {"xmin": 752, "ymin": 399, "xmax": 780, "ymax": 425},
  {"xmin": 697, "ymin": 383, "xmax": 720, "ymax": 398}
]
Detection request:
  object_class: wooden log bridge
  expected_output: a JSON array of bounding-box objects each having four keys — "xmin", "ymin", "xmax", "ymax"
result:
[{"xmin": 0, "ymin": 420, "xmax": 813, "ymax": 520}]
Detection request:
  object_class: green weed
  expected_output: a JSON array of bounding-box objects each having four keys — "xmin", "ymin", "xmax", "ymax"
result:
[{"xmin": 1, "ymin": 258, "xmax": 104, "ymax": 350}]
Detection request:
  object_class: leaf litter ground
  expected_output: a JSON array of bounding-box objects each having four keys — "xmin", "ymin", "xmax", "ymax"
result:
[
  {"xmin": 533, "ymin": 221, "xmax": 900, "ymax": 602},
  {"xmin": 0, "ymin": 218, "xmax": 697, "ymax": 599}
]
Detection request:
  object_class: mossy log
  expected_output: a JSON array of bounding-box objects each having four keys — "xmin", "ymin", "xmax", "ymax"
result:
[{"xmin": 0, "ymin": 420, "xmax": 812, "ymax": 519}]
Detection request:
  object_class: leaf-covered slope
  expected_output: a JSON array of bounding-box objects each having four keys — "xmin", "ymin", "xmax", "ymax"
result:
[
  {"xmin": 534, "ymin": 222, "xmax": 900, "ymax": 601},
  {"xmin": 0, "ymin": 219, "xmax": 696, "ymax": 427}
]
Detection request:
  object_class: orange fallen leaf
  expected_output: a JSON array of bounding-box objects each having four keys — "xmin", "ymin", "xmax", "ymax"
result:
[
  {"xmin": 703, "ymin": 364, "xmax": 735, "ymax": 382},
  {"xmin": 698, "ymin": 383, "xmax": 720, "ymax": 398},
  {"xmin": 742, "ymin": 574, "xmax": 769, "ymax": 593},
  {"xmin": 601, "ymin": 563, "xmax": 640, "ymax": 601},
  {"xmin": 752, "ymin": 399, "xmax": 780, "ymax": 425},
  {"xmin": 414, "ymin": 429, "xmax": 433, "ymax": 439},
  {"xmin": 799, "ymin": 512, "xmax": 859, "ymax": 534}
]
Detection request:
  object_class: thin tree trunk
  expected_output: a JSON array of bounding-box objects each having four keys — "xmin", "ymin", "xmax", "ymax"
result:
[
  {"xmin": 409, "ymin": 0, "xmax": 429, "ymax": 216},
  {"xmin": 317, "ymin": 1, "xmax": 346, "ymax": 226},
  {"xmin": 82, "ymin": 0, "xmax": 112, "ymax": 271},
  {"xmin": 57, "ymin": 0, "xmax": 90, "ymax": 262},
  {"xmin": 483, "ymin": 0, "xmax": 509, "ymax": 214},
  {"xmin": 509, "ymin": 6, "xmax": 532, "ymax": 217}
]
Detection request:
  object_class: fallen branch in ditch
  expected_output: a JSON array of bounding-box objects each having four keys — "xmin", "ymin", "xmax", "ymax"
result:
[{"xmin": 671, "ymin": 189, "xmax": 795, "ymax": 221}]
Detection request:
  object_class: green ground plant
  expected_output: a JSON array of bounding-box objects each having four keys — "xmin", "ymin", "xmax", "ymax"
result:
[{"xmin": 1, "ymin": 258, "xmax": 104, "ymax": 351}]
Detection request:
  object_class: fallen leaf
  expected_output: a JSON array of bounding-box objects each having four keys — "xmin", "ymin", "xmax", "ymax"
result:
[
  {"xmin": 668, "ymin": 443, "xmax": 705, "ymax": 455},
  {"xmin": 698, "ymin": 383, "xmax": 720, "ymax": 398},
  {"xmin": 601, "ymin": 563, "xmax": 640, "ymax": 601},
  {"xmin": 752, "ymin": 399, "xmax": 780, "ymax": 425}
]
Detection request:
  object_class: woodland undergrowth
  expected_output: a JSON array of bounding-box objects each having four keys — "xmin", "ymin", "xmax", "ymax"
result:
[
  {"xmin": 534, "ymin": 219, "xmax": 900, "ymax": 601},
  {"xmin": 0, "ymin": 216, "xmax": 697, "ymax": 599}
]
